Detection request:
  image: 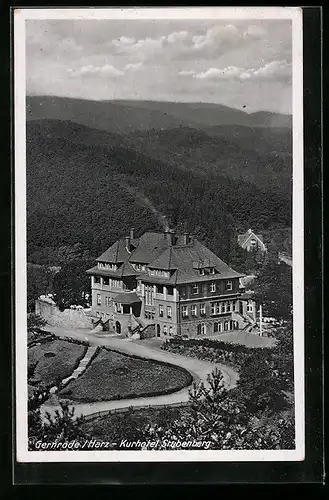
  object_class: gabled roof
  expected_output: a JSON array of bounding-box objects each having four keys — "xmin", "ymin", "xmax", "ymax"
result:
[
  {"xmin": 238, "ymin": 229, "xmax": 265, "ymax": 247},
  {"xmin": 96, "ymin": 238, "xmax": 133, "ymax": 264},
  {"xmin": 170, "ymin": 239, "xmax": 243, "ymax": 284},
  {"xmin": 86, "ymin": 261, "xmax": 139, "ymax": 278},
  {"xmin": 128, "ymin": 231, "xmax": 169, "ymax": 264},
  {"xmin": 148, "ymin": 246, "xmax": 179, "ymax": 270},
  {"xmin": 90, "ymin": 231, "xmax": 244, "ymax": 285}
]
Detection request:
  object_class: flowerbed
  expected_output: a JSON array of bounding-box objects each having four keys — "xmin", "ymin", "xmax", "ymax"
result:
[
  {"xmin": 58, "ymin": 348, "xmax": 193, "ymax": 403},
  {"xmin": 28, "ymin": 340, "xmax": 87, "ymax": 388}
]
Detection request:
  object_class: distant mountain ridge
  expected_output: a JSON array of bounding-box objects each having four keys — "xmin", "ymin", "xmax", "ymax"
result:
[{"xmin": 26, "ymin": 95, "xmax": 292, "ymax": 133}]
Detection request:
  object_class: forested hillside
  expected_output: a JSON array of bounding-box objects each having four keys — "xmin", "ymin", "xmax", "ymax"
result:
[{"xmin": 27, "ymin": 119, "xmax": 291, "ymax": 265}]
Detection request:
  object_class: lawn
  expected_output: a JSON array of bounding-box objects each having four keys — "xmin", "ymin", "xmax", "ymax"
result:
[
  {"xmin": 28, "ymin": 340, "xmax": 87, "ymax": 388},
  {"xmin": 58, "ymin": 348, "xmax": 193, "ymax": 403}
]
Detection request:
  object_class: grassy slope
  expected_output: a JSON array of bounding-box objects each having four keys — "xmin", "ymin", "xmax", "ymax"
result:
[
  {"xmin": 58, "ymin": 348, "xmax": 192, "ymax": 403},
  {"xmin": 28, "ymin": 340, "xmax": 87, "ymax": 387}
]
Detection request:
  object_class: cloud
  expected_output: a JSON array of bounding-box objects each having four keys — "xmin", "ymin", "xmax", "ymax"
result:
[
  {"xmin": 178, "ymin": 69, "xmax": 196, "ymax": 76},
  {"xmin": 110, "ymin": 35, "xmax": 166, "ymax": 60},
  {"xmin": 192, "ymin": 60, "xmax": 291, "ymax": 83},
  {"xmin": 167, "ymin": 31, "xmax": 190, "ymax": 44},
  {"xmin": 124, "ymin": 62, "xmax": 143, "ymax": 71},
  {"xmin": 194, "ymin": 66, "xmax": 242, "ymax": 80},
  {"xmin": 68, "ymin": 64, "xmax": 124, "ymax": 78},
  {"xmin": 244, "ymin": 60, "xmax": 292, "ymax": 81},
  {"xmin": 243, "ymin": 24, "xmax": 267, "ymax": 39}
]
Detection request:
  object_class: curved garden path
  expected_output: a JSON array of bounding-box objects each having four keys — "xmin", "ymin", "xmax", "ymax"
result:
[{"xmin": 40, "ymin": 326, "xmax": 239, "ymax": 421}]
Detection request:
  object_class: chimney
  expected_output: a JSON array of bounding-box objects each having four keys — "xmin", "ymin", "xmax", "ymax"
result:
[
  {"xmin": 125, "ymin": 235, "xmax": 130, "ymax": 252},
  {"xmin": 165, "ymin": 228, "xmax": 175, "ymax": 246},
  {"xmin": 183, "ymin": 232, "xmax": 189, "ymax": 245},
  {"xmin": 130, "ymin": 227, "xmax": 135, "ymax": 240}
]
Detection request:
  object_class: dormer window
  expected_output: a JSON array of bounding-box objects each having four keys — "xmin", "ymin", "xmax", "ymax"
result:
[
  {"xmin": 226, "ymin": 280, "xmax": 233, "ymax": 291},
  {"xmin": 200, "ymin": 269, "xmax": 205, "ymax": 276},
  {"xmin": 192, "ymin": 283, "xmax": 199, "ymax": 294},
  {"xmin": 98, "ymin": 262, "xmax": 118, "ymax": 271},
  {"xmin": 210, "ymin": 282, "xmax": 216, "ymax": 293},
  {"xmin": 209, "ymin": 268, "xmax": 215, "ymax": 275},
  {"xmin": 148, "ymin": 268, "xmax": 170, "ymax": 279}
]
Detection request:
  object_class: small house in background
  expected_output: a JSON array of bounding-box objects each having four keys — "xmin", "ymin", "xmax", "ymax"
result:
[{"xmin": 237, "ymin": 229, "xmax": 267, "ymax": 254}]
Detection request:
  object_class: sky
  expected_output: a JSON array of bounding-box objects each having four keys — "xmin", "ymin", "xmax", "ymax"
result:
[{"xmin": 26, "ymin": 19, "xmax": 292, "ymax": 114}]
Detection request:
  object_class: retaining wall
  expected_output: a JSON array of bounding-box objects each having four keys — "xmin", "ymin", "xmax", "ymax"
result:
[{"xmin": 35, "ymin": 297, "xmax": 93, "ymax": 329}]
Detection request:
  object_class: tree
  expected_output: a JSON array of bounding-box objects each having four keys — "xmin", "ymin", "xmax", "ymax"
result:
[
  {"xmin": 53, "ymin": 258, "xmax": 94, "ymax": 309},
  {"xmin": 231, "ymin": 350, "xmax": 289, "ymax": 415},
  {"xmin": 228, "ymin": 244, "xmax": 248, "ymax": 272},
  {"xmin": 27, "ymin": 313, "xmax": 47, "ymax": 333},
  {"xmin": 27, "ymin": 263, "xmax": 54, "ymax": 311},
  {"xmin": 250, "ymin": 260, "xmax": 292, "ymax": 320},
  {"xmin": 28, "ymin": 387, "xmax": 89, "ymax": 450},
  {"xmin": 140, "ymin": 369, "xmax": 294, "ymax": 450}
]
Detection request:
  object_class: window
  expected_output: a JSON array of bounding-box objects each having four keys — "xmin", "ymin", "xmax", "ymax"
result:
[
  {"xmin": 247, "ymin": 301, "xmax": 253, "ymax": 313},
  {"xmin": 103, "ymin": 277, "xmax": 109, "ymax": 285},
  {"xmin": 169, "ymin": 326, "xmax": 173, "ymax": 336},
  {"xmin": 197, "ymin": 324, "xmax": 202, "ymax": 336},
  {"xmin": 145, "ymin": 311, "xmax": 155, "ymax": 320},
  {"xmin": 220, "ymin": 302, "xmax": 226, "ymax": 313},
  {"xmin": 209, "ymin": 268, "xmax": 215, "ymax": 275},
  {"xmin": 97, "ymin": 294, "xmax": 101, "ymax": 305},
  {"xmin": 200, "ymin": 268, "xmax": 205, "ymax": 276},
  {"xmin": 200, "ymin": 303, "xmax": 206, "ymax": 315},
  {"xmin": 167, "ymin": 306, "xmax": 172, "ymax": 319},
  {"xmin": 201, "ymin": 323, "xmax": 207, "ymax": 335},
  {"xmin": 145, "ymin": 284, "xmax": 154, "ymax": 306},
  {"xmin": 214, "ymin": 322, "xmax": 223, "ymax": 333},
  {"xmin": 227, "ymin": 301, "xmax": 232, "ymax": 312},
  {"xmin": 182, "ymin": 305, "xmax": 188, "ymax": 318},
  {"xmin": 166, "ymin": 286, "xmax": 174, "ymax": 295},
  {"xmin": 224, "ymin": 321, "xmax": 229, "ymax": 331},
  {"xmin": 156, "ymin": 285, "xmax": 164, "ymax": 294},
  {"xmin": 163, "ymin": 325, "xmax": 168, "ymax": 335},
  {"xmin": 191, "ymin": 305, "xmax": 197, "ymax": 317},
  {"xmin": 192, "ymin": 283, "xmax": 199, "ymax": 294},
  {"xmin": 94, "ymin": 276, "xmax": 101, "ymax": 284},
  {"xmin": 159, "ymin": 304, "xmax": 164, "ymax": 317},
  {"xmin": 210, "ymin": 282, "xmax": 216, "ymax": 293},
  {"xmin": 226, "ymin": 280, "xmax": 233, "ymax": 291}
]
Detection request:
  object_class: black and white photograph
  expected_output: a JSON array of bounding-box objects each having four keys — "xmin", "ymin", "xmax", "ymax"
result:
[{"xmin": 14, "ymin": 7, "xmax": 304, "ymax": 462}]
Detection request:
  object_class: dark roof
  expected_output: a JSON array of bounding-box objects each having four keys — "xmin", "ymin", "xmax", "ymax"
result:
[
  {"xmin": 128, "ymin": 231, "xmax": 169, "ymax": 263},
  {"xmin": 148, "ymin": 247, "xmax": 179, "ymax": 270},
  {"xmin": 86, "ymin": 262, "xmax": 139, "ymax": 278},
  {"xmin": 96, "ymin": 237, "xmax": 139, "ymax": 264},
  {"xmin": 113, "ymin": 291, "xmax": 141, "ymax": 304},
  {"xmin": 90, "ymin": 231, "xmax": 244, "ymax": 284}
]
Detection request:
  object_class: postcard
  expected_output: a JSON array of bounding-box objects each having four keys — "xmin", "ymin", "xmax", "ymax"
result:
[{"xmin": 14, "ymin": 6, "xmax": 304, "ymax": 463}]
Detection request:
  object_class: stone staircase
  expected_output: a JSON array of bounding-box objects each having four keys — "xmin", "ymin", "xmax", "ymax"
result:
[{"xmin": 61, "ymin": 346, "xmax": 99, "ymax": 386}]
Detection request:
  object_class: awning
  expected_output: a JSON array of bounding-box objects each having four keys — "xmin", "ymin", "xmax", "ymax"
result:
[{"xmin": 113, "ymin": 291, "xmax": 142, "ymax": 304}]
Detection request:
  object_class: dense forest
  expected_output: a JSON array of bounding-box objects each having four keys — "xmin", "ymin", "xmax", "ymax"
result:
[{"xmin": 27, "ymin": 119, "xmax": 291, "ymax": 266}]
